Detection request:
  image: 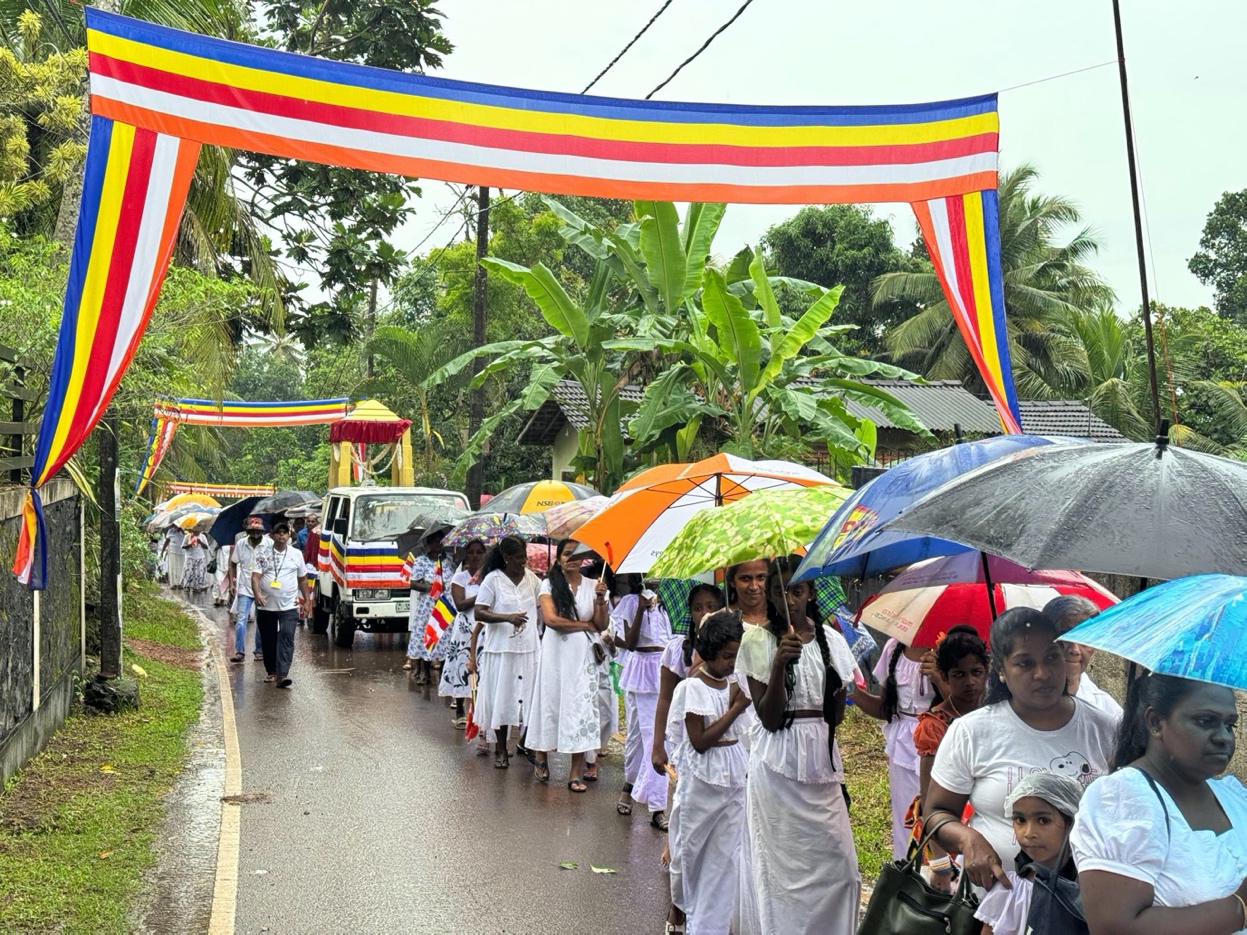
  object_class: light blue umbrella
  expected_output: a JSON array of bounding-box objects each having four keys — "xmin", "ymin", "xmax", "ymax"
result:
[{"xmin": 1062, "ymin": 574, "xmax": 1247, "ymax": 690}]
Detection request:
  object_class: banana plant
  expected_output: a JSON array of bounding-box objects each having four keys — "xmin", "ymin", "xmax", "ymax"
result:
[{"xmin": 628, "ymin": 246, "xmax": 933, "ymax": 464}]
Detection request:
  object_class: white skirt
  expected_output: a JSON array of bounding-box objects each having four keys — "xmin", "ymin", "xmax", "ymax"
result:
[
  {"xmin": 475, "ymin": 650, "xmax": 537, "ymax": 731},
  {"xmin": 672, "ymin": 773, "xmax": 745, "ymax": 935},
  {"xmin": 747, "ymin": 761, "xmax": 860, "ymax": 934},
  {"xmin": 628, "ymin": 691, "xmax": 667, "ymax": 812},
  {"xmin": 526, "ymin": 631, "xmax": 601, "ymax": 754}
]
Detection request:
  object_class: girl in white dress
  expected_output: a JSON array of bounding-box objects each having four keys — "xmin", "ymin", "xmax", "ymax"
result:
[
  {"xmin": 528, "ymin": 538, "xmax": 609, "ymax": 791},
  {"xmin": 473, "ymin": 536, "xmax": 542, "ymax": 770},
  {"xmin": 735, "ymin": 555, "xmax": 862, "ymax": 935},
  {"xmin": 669, "ymin": 609, "xmax": 751, "ymax": 935},
  {"xmin": 438, "ymin": 539, "xmax": 487, "ymax": 722},
  {"xmin": 613, "ymin": 578, "xmax": 674, "ymax": 826},
  {"xmin": 853, "ymin": 637, "xmax": 937, "ymax": 859}
]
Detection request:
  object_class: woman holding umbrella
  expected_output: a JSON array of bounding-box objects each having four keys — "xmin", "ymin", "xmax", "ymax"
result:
[
  {"xmin": 1072, "ymin": 672, "xmax": 1247, "ymax": 934},
  {"xmin": 438, "ymin": 539, "xmax": 487, "ymax": 723}
]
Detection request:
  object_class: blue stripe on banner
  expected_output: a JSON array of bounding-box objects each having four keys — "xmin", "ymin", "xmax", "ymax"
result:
[
  {"xmin": 32, "ymin": 114, "xmax": 114, "ymax": 481},
  {"xmin": 85, "ymin": 9, "xmax": 998, "ymax": 128},
  {"xmin": 980, "ymin": 189, "xmax": 1021, "ymax": 426}
]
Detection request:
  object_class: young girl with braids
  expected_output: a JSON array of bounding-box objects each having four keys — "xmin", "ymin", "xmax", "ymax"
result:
[
  {"xmin": 654, "ymin": 582, "xmax": 725, "ymax": 935},
  {"xmin": 667, "ymin": 609, "xmax": 751, "ymax": 935},
  {"xmin": 853, "ymin": 635, "xmax": 938, "ymax": 860},
  {"xmin": 735, "ymin": 555, "xmax": 863, "ymax": 934}
]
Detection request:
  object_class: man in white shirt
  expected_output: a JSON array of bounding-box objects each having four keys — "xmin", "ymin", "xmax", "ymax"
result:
[
  {"xmin": 229, "ymin": 517, "xmax": 267, "ymax": 663},
  {"xmin": 1046, "ymin": 594, "xmax": 1124, "ymax": 724},
  {"xmin": 250, "ymin": 522, "xmax": 311, "ymax": 689}
]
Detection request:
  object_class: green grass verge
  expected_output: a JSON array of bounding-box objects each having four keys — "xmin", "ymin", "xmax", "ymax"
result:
[
  {"xmin": 0, "ymin": 584, "xmax": 203, "ymax": 934},
  {"xmin": 840, "ymin": 705, "xmax": 894, "ymax": 883}
]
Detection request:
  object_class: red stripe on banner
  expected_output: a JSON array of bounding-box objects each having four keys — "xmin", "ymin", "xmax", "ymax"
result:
[
  {"xmin": 944, "ymin": 196, "xmax": 982, "ymax": 345},
  {"xmin": 68, "ymin": 129, "xmax": 156, "ymax": 441},
  {"xmin": 91, "ymin": 55, "xmax": 999, "ymax": 169},
  {"xmin": 96, "ymin": 137, "xmax": 199, "ymax": 421},
  {"xmin": 94, "ymin": 97, "xmax": 997, "ymax": 205}
]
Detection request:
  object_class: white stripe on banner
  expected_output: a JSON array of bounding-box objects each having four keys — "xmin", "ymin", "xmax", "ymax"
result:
[
  {"xmin": 926, "ymin": 197, "xmax": 966, "ymax": 318},
  {"xmin": 90, "ymin": 77, "xmax": 998, "ymax": 190}
]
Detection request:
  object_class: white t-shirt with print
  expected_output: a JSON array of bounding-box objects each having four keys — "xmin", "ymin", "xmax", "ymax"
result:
[{"xmin": 930, "ymin": 697, "xmax": 1117, "ymax": 870}]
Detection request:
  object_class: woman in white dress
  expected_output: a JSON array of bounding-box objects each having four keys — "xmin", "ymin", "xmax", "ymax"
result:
[
  {"xmin": 669, "ymin": 609, "xmax": 751, "ymax": 935},
  {"xmin": 613, "ymin": 577, "xmax": 674, "ymax": 825},
  {"xmin": 181, "ymin": 530, "xmax": 208, "ymax": 591},
  {"xmin": 473, "ymin": 536, "xmax": 542, "ymax": 769},
  {"xmin": 438, "ymin": 539, "xmax": 487, "ymax": 723},
  {"xmin": 528, "ymin": 538, "xmax": 608, "ymax": 791},
  {"xmin": 1073, "ymin": 672, "xmax": 1247, "ymax": 934},
  {"xmin": 735, "ymin": 555, "xmax": 862, "ymax": 935}
]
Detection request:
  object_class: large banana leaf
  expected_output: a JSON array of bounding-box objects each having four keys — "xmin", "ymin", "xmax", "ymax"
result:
[
  {"xmin": 754, "ymin": 285, "xmax": 845, "ymax": 397},
  {"xmin": 636, "ymin": 200, "xmax": 687, "ymax": 315},
  {"xmin": 682, "ymin": 203, "xmax": 726, "ymax": 299},
  {"xmin": 701, "ymin": 268, "xmax": 761, "ymax": 395},
  {"xmin": 482, "ymin": 258, "xmax": 589, "ymax": 348}
]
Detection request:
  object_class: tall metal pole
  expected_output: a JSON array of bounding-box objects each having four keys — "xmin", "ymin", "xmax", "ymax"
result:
[
  {"xmin": 466, "ymin": 186, "xmax": 490, "ymax": 509},
  {"xmin": 1111, "ymin": 0, "xmax": 1162, "ymax": 435}
]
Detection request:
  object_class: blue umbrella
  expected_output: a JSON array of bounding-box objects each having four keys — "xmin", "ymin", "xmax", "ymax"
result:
[
  {"xmin": 1063, "ymin": 575, "xmax": 1247, "ymax": 690},
  {"xmin": 208, "ymin": 496, "xmax": 264, "ymax": 546},
  {"xmin": 794, "ymin": 434, "xmax": 1086, "ymax": 582}
]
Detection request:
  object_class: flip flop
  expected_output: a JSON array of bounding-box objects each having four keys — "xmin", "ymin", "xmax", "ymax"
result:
[
  {"xmin": 568, "ymin": 779, "xmax": 588, "ymax": 793},
  {"xmin": 494, "ymin": 752, "xmax": 510, "ymax": 769},
  {"xmin": 263, "ymin": 674, "xmax": 277, "ymax": 683},
  {"xmin": 650, "ymin": 811, "xmax": 669, "ymax": 831},
  {"xmin": 616, "ymin": 798, "xmax": 632, "ymax": 815},
  {"xmin": 583, "ymin": 763, "xmax": 598, "ymax": 782},
  {"xmin": 534, "ymin": 762, "xmax": 550, "ymax": 783}
]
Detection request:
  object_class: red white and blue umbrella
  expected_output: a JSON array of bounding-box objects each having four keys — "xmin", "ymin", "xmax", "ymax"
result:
[{"xmin": 857, "ymin": 551, "xmax": 1118, "ymax": 647}]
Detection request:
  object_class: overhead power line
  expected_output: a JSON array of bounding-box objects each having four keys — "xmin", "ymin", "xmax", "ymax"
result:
[
  {"xmin": 646, "ymin": 0, "xmax": 758, "ymax": 99},
  {"xmin": 581, "ymin": 0, "xmax": 677, "ymax": 94}
]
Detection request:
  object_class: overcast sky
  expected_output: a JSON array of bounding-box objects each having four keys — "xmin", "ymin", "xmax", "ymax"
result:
[{"xmin": 385, "ymin": 0, "xmax": 1245, "ymax": 314}]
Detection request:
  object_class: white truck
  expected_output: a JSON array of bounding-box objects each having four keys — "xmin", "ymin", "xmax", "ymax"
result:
[{"xmin": 313, "ymin": 485, "xmax": 469, "ymax": 648}]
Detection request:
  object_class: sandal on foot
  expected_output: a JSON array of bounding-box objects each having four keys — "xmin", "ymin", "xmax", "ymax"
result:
[
  {"xmin": 567, "ymin": 779, "xmax": 588, "ymax": 793},
  {"xmin": 263, "ymin": 674, "xmax": 277, "ymax": 683},
  {"xmin": 583, "ymin": 763, "xmax": 598, "ymax": 782},
  {"xmin": 650, "ymin": 811, "xmax": 669, "ymax": 831},
  {"xmin": 402, "ymin": 661, "xmax": 414, "ymax": 671},
  {"xmin": 616, "ymin": 797, "xmax": 633, "ymax": 816},
  {"xmin": 229, "ymin": 653, "xmax": 245, "ymax": 664},
  {"xmin": 534, "ymin": 762, "xmax": 550, "ymax": 783},
  {"xmin": 494, "ymin": 752, "xmax": 509, "ymax": 769}
]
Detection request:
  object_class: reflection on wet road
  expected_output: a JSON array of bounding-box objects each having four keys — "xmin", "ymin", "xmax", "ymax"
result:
[{"xmin": 201, "ymin": 600, "xmax": 668, "ymax": 934}]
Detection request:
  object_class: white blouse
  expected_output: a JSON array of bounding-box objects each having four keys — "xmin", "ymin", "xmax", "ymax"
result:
[
  {"xmin": 734, "ymin": 624, "xmax": 859, "ymax": 784},
  {"xmin": 475, "ymin": 569, "xmax": 542, "ymax": 654},
  {"xmin": 672, "ymin": 676, "xmax": 749, "ymax": 788},
  {"xmin": 450, "ymin": 567, "xmax": 479, "ymax": 624},
  {"xmin": 1072, "ymin": 769, "xmax": 1247, "ymax": 928}
]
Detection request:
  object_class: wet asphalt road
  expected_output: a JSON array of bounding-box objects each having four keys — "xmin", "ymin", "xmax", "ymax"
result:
[{"xmin": 198, "ymin": 598, "xmax": 669, "ymax": 934}]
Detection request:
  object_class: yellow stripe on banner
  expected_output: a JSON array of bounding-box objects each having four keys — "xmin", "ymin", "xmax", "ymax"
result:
[
  {"xmin": 89, "ymin": 30, "xmax": 997, "ymax": 149},
  {"xmin": 962, "ymin": 192, "xmax": 1007, "ymax": 393},
  {"xmin": 49, "ymin": 123, "xmax": 136, "ymax": 465}
]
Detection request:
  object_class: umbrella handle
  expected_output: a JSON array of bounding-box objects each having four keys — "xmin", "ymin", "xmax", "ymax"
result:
[{"xmin": 981, "ymin": 551, "xmax": 999, "ymax": 621}]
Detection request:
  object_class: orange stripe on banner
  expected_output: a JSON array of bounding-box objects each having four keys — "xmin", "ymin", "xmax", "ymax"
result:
[{"xmin": 93, "ymin": 98, "xmax": 996, "ymax": 205}]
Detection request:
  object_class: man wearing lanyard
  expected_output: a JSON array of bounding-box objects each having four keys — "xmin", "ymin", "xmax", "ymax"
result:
[{"xmin": 250, "ymin": 521, "xmax": 311, "ymax": 688}]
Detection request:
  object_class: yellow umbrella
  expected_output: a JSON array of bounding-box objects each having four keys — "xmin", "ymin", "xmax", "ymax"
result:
[
  {"xmin": 165, "ymin": 492, "xmax": 221, "ymax": 509},
  {"xmin": 485, "ymin": 479, "xmax": 600, "ymax": 514},
  {"xmin": 177, "ymin": 511, "xmax": 216, "ymax": 531}
]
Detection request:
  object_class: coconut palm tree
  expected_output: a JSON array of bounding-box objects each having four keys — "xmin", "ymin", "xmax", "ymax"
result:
[
  {"xmin": 1061, "ymin": 305, "xmax": 1152, "ymax": 439},
  {"xmin": 875, "ymin": 164, "xmax": 1114, "ymax": 399}
]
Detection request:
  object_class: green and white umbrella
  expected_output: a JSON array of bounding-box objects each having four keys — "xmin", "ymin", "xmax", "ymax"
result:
[{"xmin": 649, "ymin": 484, "xmax": 850, "ymax": 579}]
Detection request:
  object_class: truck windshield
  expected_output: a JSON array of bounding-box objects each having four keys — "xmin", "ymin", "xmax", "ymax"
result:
[{"xmin": 350, "ymin": 494, "xmax": 466, "ymax": 541}]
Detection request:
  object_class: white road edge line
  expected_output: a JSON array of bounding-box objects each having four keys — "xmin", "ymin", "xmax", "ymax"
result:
[{"xmin": 207, "ymin": 637, "xmax": 242, "ymax": 935}]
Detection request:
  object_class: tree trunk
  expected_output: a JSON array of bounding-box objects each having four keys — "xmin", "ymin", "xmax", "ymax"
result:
[{"xmin": 466, "ymin": 186, "xmax": 490, "ymax": 508}]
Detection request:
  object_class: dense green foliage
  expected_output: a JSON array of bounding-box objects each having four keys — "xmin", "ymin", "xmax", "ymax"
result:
[{"xmin": 1189, "ymin": 189, "xmax": 1247, "ymax": 326}]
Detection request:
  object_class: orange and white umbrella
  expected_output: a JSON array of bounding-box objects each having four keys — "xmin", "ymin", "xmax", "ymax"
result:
[{"xmin": 574, "ymin": 454, "xmax": 834, "ymax": 574}]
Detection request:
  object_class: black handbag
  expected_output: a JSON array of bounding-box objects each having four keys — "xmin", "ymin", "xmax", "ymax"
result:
[{"xmin": 858, "ymin": 814, "xmax": 981, "ymax": 935}]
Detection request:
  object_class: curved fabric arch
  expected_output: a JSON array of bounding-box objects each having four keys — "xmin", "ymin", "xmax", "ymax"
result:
[{"xmin": 13, "ymin": 9, "xmax": 1019, "ymax": 588}]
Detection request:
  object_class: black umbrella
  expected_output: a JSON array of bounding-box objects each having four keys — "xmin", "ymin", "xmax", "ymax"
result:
[
  {"xmin": 251, "ymin": 489, "xmax": 322, "ymax": 515},
  {"xmin": 881, "ymin": 436, "xmax": 1247, "ymax": 580},
  {"xmin": 208, "ymin": 496, "xmax": 264, "ymax": 546},
  {"xmin": 394, "ymin": 506, "xmax": 470, "ymax": 559}
]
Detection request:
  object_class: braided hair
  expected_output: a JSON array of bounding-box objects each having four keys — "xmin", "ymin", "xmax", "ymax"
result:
[
  {"xmin": 880, "ymin": 641, "xmax": 905, "ymax": 723},
  {"xmin": 764, "ymin": 556, "xmax": 839, "ymax": 730},
  {"xmin": 544, "ymin": 538, "xmax": 580, "ymax": 621},
  {"xmin": 684, "ymin": 583, "xmax": 726, "ymax": 667}
]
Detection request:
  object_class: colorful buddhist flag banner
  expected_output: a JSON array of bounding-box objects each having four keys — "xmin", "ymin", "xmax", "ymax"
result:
[
  {"xmin": 914, "ymin": 190, "xmax": 1022, "ymax": 432},
  {"xmin": 17, "ymin": 7, "xmax": 1021, "ymax": 589},
  {"xmin": 133, "ymin": 396, "xmax": 354, "ymax": 495},
  {"xmin": 162, "ymin": 481, "xmax": 276, "ymax": 498}
]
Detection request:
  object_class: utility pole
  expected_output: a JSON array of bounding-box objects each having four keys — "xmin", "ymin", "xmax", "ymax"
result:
[
  {"xmin": 466, "ymin": 185, "xmax": 490, "ymax": 509},
  {"xmin": 1111, "ymin": 0, "xmax": 1162, "ymax": 436},
  {"xmin": 98, "ymin": 409, "xmax": 122, "ymax": 677},
  {"xmin": 366, "ymin": 277, "xmax": 378, "ymax": 379}
]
